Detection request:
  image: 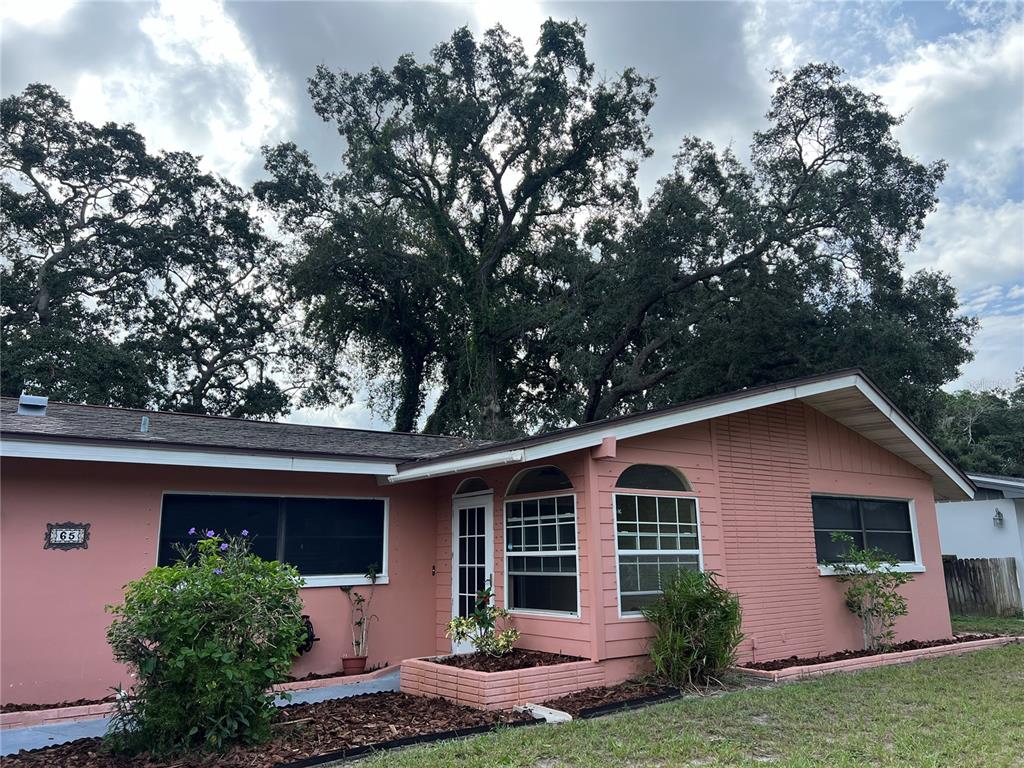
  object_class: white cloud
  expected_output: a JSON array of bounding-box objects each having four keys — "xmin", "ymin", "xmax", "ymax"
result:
[
  {"xmin": 472, "ymin": 0, "xmax": 548, "ymax": 52},
  {"xmin": 911, "ymin": 200, "xmax": 1024, "ymax": 295},
  {"xmin": 860, "ymin": 21, "xmax": 1024, "ymax": 203},
  {"xmin": 946, "ymin": 312, "xmax": 1024, "ymax": 390},
  {"xmin": 0, "ymin": 0, "xmax": 73, "ymax": 29},
  {"xmin": 69, "ymin": 0, "xmax": 291, "ymax": 184}
]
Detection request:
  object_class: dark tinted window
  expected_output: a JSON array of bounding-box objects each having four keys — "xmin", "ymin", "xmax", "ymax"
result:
[
  {"xmin": 508, "ymin": 466, "xmax": 572, "ymax": 495},
  {"xmin": 159, "ymin": 494, "xmax": 278, "ymax": 565},
  {"xmin": 508, "ymin": 574, "xmax": 577, "ymax": 613},
  {"xmin": 811, "ymin": 496, "xmax": 913, "ymax": 563},
  {"xmin": 159, "ymin": 494, "xmax": 385, "ymax": 576},
  {"xmin": 283, "ymin": 498, "xmax": 385, "ymax": 576},
  {"xmin": 615, "ymin": 465, "xmax": 691, "ymax": 492}
]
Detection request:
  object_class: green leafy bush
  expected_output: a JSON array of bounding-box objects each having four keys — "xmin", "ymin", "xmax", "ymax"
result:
[
  {"xmin": 446, "ymin": 582, "xmax": 520, "ymax": 656},
  {"xmin": 106, "ymin": 531, "xmax": 305, "ymax": 754},
  {"xmin": 641, "ymin": 570, "xmax": 743, "ymax": 687},
  {"xmin": 826, "ymin": 533, "xmax": 914, "ymax": 650}
]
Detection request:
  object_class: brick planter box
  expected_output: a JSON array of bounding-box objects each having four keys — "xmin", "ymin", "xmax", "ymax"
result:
[
  {"xmin": 732, "ymin": 635, "xmax": 1023, "ymax": 683},
  {"xmin": 400, "ymin": 657, "xmax": 606, "ymax": 710}
]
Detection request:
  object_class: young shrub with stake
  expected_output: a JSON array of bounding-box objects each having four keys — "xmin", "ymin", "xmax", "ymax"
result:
[
  {"xmin": 106, "ymin": 531, "xmax": 305, "ymax": 755},
  {"xmin": 641, "ymin": 570, "xmax": 743, "ymax": 688},
  {"xmin": 446, "ymin": 581, "xmax": 519, "ymax": 656},
  {"xmin": 826, "ymin": 532, "xmax": 915, "ymax": 650}
]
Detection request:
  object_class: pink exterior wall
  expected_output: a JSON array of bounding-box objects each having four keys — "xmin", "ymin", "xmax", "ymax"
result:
[
  {"xmin": 430, "ymin": 453, "xmax": 594, "ymax": 660},
  {"xmin": 0, "ymin": 400, "xmax": 954, "ymax": 704},
  {"xmin": 584, "ymin": 401, "xmax": 951, "ymax": 665},
  {"xmin": 0, "ymin": 459, "xmax": 439, "ymax": 705}
]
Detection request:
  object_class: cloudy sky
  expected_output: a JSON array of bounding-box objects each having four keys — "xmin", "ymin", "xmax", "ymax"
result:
[{"xmin": 2, "ymin": 0, "xmax": 1021, "ymax": 429}]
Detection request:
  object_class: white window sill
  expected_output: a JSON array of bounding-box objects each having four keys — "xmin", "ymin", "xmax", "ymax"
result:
[
  {"xmin": 817, "ymin": 564, "xmax": 925, "ymax": 577},
  {"xmin": 302, "ymin": 575, "xmax": 390, "ymax": 588},
  {"xmin": 508, "ymin": 608, "xmax": 580, "ymax": 621}
]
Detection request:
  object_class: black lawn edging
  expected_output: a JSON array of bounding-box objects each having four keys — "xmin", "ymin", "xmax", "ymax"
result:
[
  {"xmin": 573, "ymin": 688, "xmax": 683, "ymax": 720},
  {"xmin": 274, "ymin": 715, "xmax": 541, "ymax": 767}
]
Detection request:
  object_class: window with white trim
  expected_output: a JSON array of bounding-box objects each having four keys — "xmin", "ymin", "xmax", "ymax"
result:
[
  {"xmin": 614, "ymin": 464, "xmax": 700, "ymax": 615},
  {"xmin": 504, "ymin": 467, "xmax": 578, "ymax": 614},
  {"xmin": 812, "ymin": 496, "xmax": 915, "ymax": 563},
  {"xmin": 159, "ymin": 494, "xmax": 386, "ymax": 580}
]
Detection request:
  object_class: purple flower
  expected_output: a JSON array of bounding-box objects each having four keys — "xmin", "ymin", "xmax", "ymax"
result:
[
  {"xmin": 220, "ymin": 543, "xmax": 229, "ymax": 551},
  {"xmin": 206, "ymin": 530, "xmax": 215, "ymax": 538},
  {"xmin": 240, "ymin": 529, "xmax": 249, "ymax": 537},
  {"xmin": 188, "ymin": 527, "xmax": 196, "ymax": 536},
  {"xmin": 213, "ymin": 568, "xmax": 223, "ymax": 575}
]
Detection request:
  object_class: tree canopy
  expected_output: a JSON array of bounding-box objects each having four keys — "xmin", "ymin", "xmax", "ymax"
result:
[
  {"xmin": 1, "ymin": 23, "xmax": 983, "ymax": 440},
  {"xmin": 258, "ymin": 23, "xmax": 975, "ymax": 437},
  {"xmin": 934, "ymin": 373, "xmax": 1024, "ymax": 477},
  {"xmin": 1, "ymin": 84, "xmax": 345, "ymax": 417}
]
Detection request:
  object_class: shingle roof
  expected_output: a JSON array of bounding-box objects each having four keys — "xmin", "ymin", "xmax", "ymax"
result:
[{"xmin": 0, "ymin": 397, "xmax": 484, "ymax": 461}]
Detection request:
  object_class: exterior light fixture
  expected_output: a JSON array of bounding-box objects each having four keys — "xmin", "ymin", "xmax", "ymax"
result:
[{"xmin": 993, "ymin": 508, "xmax": 1004, "ymax": 527}]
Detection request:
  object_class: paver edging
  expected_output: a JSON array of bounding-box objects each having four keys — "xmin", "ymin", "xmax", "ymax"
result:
[
  {"xmin": 0, "ymin": 665, "xmax": 399, "ymax": 730},
  {"xmin": 730, "ymin": 635, "xmax": 1023, "ymax": 683}
]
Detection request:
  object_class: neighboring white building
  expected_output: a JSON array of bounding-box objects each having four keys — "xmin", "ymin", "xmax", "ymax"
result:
[{"xmin": 937, "ymin": 473, "xmax": 1024, "ymax": 604}]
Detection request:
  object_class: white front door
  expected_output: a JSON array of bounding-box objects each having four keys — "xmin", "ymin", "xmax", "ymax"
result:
[{"xmin": 451, "ymin": 493, "xmax": 494, "ymax": 654}]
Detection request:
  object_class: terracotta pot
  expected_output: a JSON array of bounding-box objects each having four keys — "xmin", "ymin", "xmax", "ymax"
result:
[{"xmin": 342, "ymin": 656, "xmax": 368, "ymax": 676}]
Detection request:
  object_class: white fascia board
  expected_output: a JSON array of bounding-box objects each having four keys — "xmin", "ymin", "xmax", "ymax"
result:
[
  {"xmin": 968, "ymin": 474, "xmax": 1024, "ymax": 491},
  {"xmin": 390, "ymin": 374, "xmax": 865, "ymax": 483},
  {"xmin": 386, "ymin": 449, "xmax": 526, "ymax": 483},
  {"xmin": 853, "ymin": 381, "xmax": 974, "ymax": 500},
  {"xmin": 0, "ymin": 438, "xmax": 397, "ymax": 476}
]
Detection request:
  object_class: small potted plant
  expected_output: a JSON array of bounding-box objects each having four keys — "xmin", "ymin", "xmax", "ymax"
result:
[{"xmin": 339, "ymin": 564, "xmax": 379, "ymax": 675}]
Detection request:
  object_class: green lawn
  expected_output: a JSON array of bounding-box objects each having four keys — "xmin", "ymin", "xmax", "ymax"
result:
[
  {"xmin": 361, "ymin": 644, "xmax": 1024, "ymax": 768},
  {"xmin": 952, "ymin": 614, "xmax": 1024, "ymax": 636}
]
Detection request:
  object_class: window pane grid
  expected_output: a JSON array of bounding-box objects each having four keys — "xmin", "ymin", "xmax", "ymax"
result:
[
  {"xmin": 614, "ymin": 492, "xmax": 702, "ymax": 615},
  {"xmin": 505, "ymin": 494, "xmax": 578, "ymax": 614},
  {"xmin": 811, "ymin": 496, "xmax": 914, "ymax": 563}
]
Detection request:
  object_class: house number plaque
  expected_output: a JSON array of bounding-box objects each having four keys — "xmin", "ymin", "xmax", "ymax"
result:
[{"xmin": 44, "ymin": 522, "xmax": 90, "ymax": 550}]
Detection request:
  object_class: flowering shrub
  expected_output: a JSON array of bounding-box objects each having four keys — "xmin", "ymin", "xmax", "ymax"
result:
[
  {"xmin": 106, "ymin": 531, "xmax": 305, "ymax": 755},
  {"xmin": 446, "ymin": 583, "xmax": 519, "ymax": 656}
]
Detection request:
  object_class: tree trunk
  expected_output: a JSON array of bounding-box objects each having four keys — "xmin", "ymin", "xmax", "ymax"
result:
[{"xmin": 392, "ymin": 348, "xmax": 428, "ymax": 433}]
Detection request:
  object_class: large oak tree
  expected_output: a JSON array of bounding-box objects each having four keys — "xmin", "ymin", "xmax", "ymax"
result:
[{"xmin": 1, "ymin": 84, "xmax": 343, "ymax": 417}]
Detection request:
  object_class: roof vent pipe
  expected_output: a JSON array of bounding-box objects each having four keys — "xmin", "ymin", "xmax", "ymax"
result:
[
  {"xmin": 17, "ymin": 393, "xmax": 48, "ymax": 416},
  {"xmin": 140, "ymin": 415, "xmax": 150, "ymax": 433}
]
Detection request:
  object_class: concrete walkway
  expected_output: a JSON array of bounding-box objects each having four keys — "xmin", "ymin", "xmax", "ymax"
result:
[{"xmin": 0, "ymin": 670, "xmax": 401, "ymax": 756}]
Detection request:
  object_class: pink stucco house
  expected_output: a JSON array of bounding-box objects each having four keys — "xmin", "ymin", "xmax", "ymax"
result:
[{"xmin": 0, "ymin": 369, "xmax": 973, "ymax": 705}]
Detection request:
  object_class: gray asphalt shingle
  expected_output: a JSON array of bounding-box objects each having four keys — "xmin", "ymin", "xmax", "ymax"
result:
[{"xmin": 0, "ymin": 398, "xmax": 484, "ymax": 461}]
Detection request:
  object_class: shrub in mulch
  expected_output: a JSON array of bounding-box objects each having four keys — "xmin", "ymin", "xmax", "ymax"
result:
[
  {"xmin": 432, "ymin": 649, "xmax": 582, "ymax": 673},
  {"xmin": 3, "ymin": 692, "xmax": 533, "ymax": 768},
  {"xmin": 542, "ymin": 680, "xmax": 676, "ymax": 717},
  {"xmin": 741, "ymin": 634, "xmax": 997, "ymax": 671}
]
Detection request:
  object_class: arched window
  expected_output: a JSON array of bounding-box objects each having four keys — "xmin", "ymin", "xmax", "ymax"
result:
[
  {"xmin": 504, "ymin": 465, "xmax": 577, "ymax": 615},
  {"xmin": 614, "ymin": 465, "xmax": 700, "ymax": 615},
  {"xmin": 615, "ymin": 464, "xmax": 691, "ymax": 492},
  {"xmin": 454, "ymin": 477, "xmax": 490, "ymax": 495},
  {"xmin": 506, "ymin": 465, "xmax": 573, "ymax": 496}
]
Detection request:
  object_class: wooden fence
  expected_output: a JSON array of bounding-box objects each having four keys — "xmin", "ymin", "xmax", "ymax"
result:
[{"xmin": 943, "ymin": 556, "xmax": 1022, "ymax": 617}]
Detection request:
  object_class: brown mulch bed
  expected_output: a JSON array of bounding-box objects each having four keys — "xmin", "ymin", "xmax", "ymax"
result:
[
  {"xmin": 542, "ymin": 680, "xmax": 674, "ymax": 717},
  {"xmin": 741, "ymin": 634, "xmax": 997, "ymax": 671},
  {"xmin": 3, "ymin": 691, "xmax": 532, "ymax": 768},
  {"xmin": 432, "ymin": 649, "xmax": 582, "ymax": 672},
  {"xmin": 1, "ymin": 696, "xmax": 116, "ymax": 714}
]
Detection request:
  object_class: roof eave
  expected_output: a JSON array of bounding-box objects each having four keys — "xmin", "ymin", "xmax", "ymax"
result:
[{"xmin": 0, "ymin": 436, "xmax": 399, "ymax": 476}]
